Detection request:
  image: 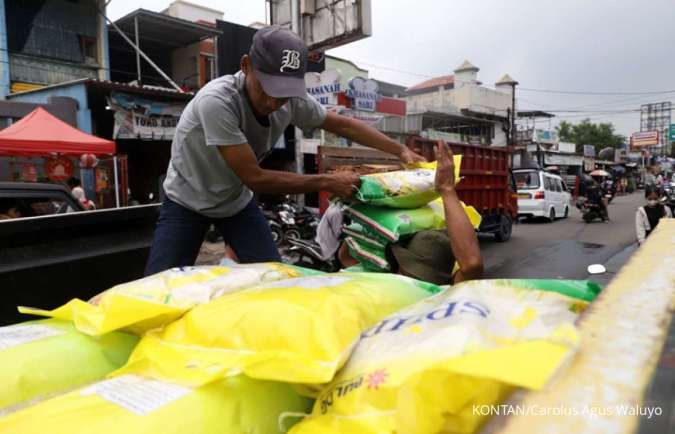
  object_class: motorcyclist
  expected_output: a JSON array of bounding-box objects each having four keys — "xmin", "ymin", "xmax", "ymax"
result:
[{"xmin": 586, "ymin": 181, "xmax": 609, "ymax": 221}]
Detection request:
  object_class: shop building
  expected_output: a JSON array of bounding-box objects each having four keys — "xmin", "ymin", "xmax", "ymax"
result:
[{"xmin": 0, "ymin": 0, "xmax": 110, "ymax": 99}]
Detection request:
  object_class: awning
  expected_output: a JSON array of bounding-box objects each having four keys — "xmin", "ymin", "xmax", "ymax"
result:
[{"xmin": 0, "ymin": 107, "xmax": 115, "ymax": 156}]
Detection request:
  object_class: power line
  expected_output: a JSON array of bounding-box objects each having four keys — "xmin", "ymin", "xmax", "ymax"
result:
[{"xmin": 519, "ymin": 87, "xmax": 675, "ymax": 96}]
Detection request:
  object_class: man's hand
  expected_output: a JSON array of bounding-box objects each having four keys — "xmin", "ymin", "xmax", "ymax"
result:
[
  {"xmin": 328, "ymin": 171, "xmax": 361, "ymax": 199},
  {"xmin": 399, "ymin": 146, "xmax": 426, "ymax": 165},
  {"xmin": 434, "ymin": 140, "xmax": 457, "ymax": 196}
]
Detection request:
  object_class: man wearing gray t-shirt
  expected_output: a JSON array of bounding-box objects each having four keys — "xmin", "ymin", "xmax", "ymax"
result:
[{"xmin": 145, "ymin": 26, "xmax": 424, "ymax": 275}]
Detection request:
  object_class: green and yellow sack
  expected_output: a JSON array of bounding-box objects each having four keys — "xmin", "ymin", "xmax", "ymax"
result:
[
  {"xmin": 115, "ymin": 273, "xmax": 440, "ymax": 386},
  {"xmin": 0, "ymin": 374, "xmax": 311, "ymax": 434},
  {"xmin": 344, "ymin": 237, "xmax": 390, "ymax": 271},
  {"xmin": 355, "ymin": 158, "xmax": 461, "ymax": 208},
  {"xmin": 19, "ymin": 263, "xmax": 305, "ymax": 336},
  {"xmin": 0, "ymin": 319, "xmax": 137, "ymax": 416},
  {"xmin": 346, "ymin": 198, "xmax": 481, "ymax": 243},
  {"xmin": 290, "ymin": 280, "xmax": 582, "ymax": 434}
]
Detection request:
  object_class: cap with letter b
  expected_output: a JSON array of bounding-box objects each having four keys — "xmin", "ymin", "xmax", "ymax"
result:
[{"xmin": 249, "ymin": 25, "xmax": 309, "ymax": 98}]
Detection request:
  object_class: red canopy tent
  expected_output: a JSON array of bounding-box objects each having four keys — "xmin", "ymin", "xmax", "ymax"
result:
[
  {"xmin": 0, "ymin": 107, "xmax": 115, "ymax": 156},
  {"xmin": 0, "ymin": 107, "xmax": 123, "ymax": 207}
]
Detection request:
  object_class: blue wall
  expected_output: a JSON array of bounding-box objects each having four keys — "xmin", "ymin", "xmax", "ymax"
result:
[
  {"xmin": 0, "ymin": 0, "xmax": 10, "ymax": 99},
  {"xmin": 8, "ymin": 83, "xmax": 92, "ymax": 133}
]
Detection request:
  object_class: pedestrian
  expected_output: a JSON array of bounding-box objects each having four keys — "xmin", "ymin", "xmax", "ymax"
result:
[
  {"xmin": 337, "ymin": 142, "xmax": 483, "ymax": 285},
  {"xmin": 145, "ymin": 26, "xmax": 425, "ymax": 276},
  {"xmin": 635, "ymin": 185, "xmax": 672, "ymax": 245}
]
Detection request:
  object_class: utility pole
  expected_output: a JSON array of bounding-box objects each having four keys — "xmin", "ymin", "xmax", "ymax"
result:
[
  {"xmin": 510, "ymin": 81, "xmax": 517, "ymax": 146},
  {"xmin": 290, "ymin": 0, "xmax": 305, "ymax": 205}
]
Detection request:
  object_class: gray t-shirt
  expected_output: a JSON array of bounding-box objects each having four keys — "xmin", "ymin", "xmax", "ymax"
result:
[{"xmin": 163, "ymin": 71, "xmax": 327, "ymax": 217}]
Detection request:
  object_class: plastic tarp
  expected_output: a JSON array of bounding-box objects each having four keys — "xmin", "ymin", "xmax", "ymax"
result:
[{"xmin": 0, "ymin": 107, "xmax": 115, "ymax": 156}]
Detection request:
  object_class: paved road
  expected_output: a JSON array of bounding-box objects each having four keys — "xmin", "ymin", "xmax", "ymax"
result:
[{"xmin": 480, "ymin": 192, "xmax": 644, "ymax": 280}]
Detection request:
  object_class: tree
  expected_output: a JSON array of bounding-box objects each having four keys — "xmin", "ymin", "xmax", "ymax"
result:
[{"xmin": 555, "ymin": 119, "xmax": 626, "ymax": 153}]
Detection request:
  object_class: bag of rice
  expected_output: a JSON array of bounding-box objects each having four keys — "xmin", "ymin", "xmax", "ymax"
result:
[
  {"xmin": 290, "ymin": 280, "xmax": 583, "ymax": 434},
  {"xmin": 0, "ymin": 319, "xmax": 137, "ymax": 416},
  {"xmin": 0, "ymin": 374, "xmax": 311, "ymax": 434},
  {"xmin": 115, "ymin": 273, "xmax": 440, "ymax": 386},
  {"xmin": 346, "ymin": 199, "xmax": 481, "ymax": 243},
  {"xmin": 343, "ymin": 223, "xmax": 386, "ymax": 250},
  {"xmin": 497, "ymin": 279, "xmax": 602, "ymax": 302},
  {"xmin": 19, "ymin": 263, "xmax": 305, "ymax": 336},
  {"xmin": 356, "ymin": 158, "xmax": 461, "ymax": 208},
  {"xmin": 344, "ymin": 237, "xmax": 390, "ymax": 271}
]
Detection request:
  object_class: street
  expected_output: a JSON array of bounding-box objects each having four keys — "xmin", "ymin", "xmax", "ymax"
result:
[{"xmin": 480, "ymin": 192, "xmax": 643, "ymax": 281}]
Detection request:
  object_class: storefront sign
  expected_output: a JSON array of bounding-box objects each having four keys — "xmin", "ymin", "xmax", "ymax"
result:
[
  {"xmin": 544, "ymin": 153, "xmax": 584, "ymax": 166},
  {"xmin": 45, "ymin": 156, "xmax": 74, "ymax": 182},
  {"xmin": 305, "ymin": 70, "xmax": 342, "ymax": 105},
  {"xmin": 631, "ymin": 131, "xmax": 659, "ymax": 148},
  {"xmin": 583, "ymin": 145, "xmax": 596, "ymax": 157},
  {"xmin": 337, "ymin": 108, "xmax": 383, "ymax": 128},
  {"xmin": 132, "ymin": 113, "xmax": 178, "ymax": 139},
  {"xmin": 108, "ymin": 92, "xmax": 184, "ymax": 141},
  {"xmin": 532, "ymin": 129, "xmax": 558, "ymax": 145},
  {"xmin": 345, "ymin": 77, "xmax": 382, "ymax": 112},
  {"xmin": 20, "ymin": 164, "xmax": 38, "ymax": 182}
]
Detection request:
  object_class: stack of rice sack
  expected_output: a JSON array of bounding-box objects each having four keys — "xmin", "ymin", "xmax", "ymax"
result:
[
  {"xmin": 0, "ymin": 262, "xmax": 317, "ymax": 432},
  {"xmin": 344, "ymin": 157, "xmax": 482, "ymax": 272},
  {"xmin": 0, "ymin": 259, "xmax": 601, "ymax": 434},
  {"xmin": 0, "ymin": 271, "xmax": 441, "ymax": 433}
]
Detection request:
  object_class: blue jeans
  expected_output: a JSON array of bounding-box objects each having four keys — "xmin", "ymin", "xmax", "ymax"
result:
[{"xmin": 144, "ymin": 197, "xmax": 281, "ymax": 276}]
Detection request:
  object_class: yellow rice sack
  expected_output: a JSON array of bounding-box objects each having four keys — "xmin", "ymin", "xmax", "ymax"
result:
[
  {"xmin": 290, "ymin": 280, "xmax": 582, "ymax": 434},
  {"xmin": 0, "ymin": 374, "xmax": 311, "ymax": 434},
  {"xmin": 356, "ymin": 158, "xmax": 462, "ymax": 208},
  {"xmin": 19, "ymin": 263, "xmax": 305, "ymax": 336},
  {"xmin": 115, "ymin": 273, "xmax": 440, "ymax": 386},
  {"xmin": 0, "ymin": 319, "xmax": 137, "ymax": 416}
]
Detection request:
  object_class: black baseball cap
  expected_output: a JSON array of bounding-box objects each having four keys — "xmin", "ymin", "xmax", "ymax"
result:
[{"xmin": 249, "ymin": 25, "xmax": 308, "ymax": 98}]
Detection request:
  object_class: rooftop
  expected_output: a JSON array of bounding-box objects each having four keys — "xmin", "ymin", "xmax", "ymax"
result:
[
  {"xmin": 518, "ymin": 110, "xmax": 555, "ymax": 119},
  {"xmin": 8, "ymin": 78, "xmax": 194, "ymax": 100},
  {"xmin": 496, "ymin": 73, "xmax": 518, "ymax": 85},
  {"xmin": 454, "ymin": 60, "xmax": 479, "ymax": 73},
  {"xmin": 406, "ymin": 75, "xmax": 455, "ymax": 92},
  {"xmin": 112, "ymin": 8, "xmax": 221, "ymax": 49}
]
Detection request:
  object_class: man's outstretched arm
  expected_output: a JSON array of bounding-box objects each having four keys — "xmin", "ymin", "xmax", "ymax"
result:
[
  {"xmin": 321, "ymin": 111, "xmax": 425, "ymax": 165},
  {"xmin": 434, "ymin": 141, "xmax": 483, "ymax": 283}
]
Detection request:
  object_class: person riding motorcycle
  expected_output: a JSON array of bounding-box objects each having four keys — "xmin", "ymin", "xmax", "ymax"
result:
[{"xmin": 586, "ymin": 181, "xmax": 609, "ymax": 221}]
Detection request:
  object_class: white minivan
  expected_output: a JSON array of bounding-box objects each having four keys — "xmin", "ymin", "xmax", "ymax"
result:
[{"xmin": 513, "ymin": 169, "xmax": 571, "ymax": 221}]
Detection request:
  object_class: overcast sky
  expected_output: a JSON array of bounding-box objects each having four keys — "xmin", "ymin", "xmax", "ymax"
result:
[{"xmin": 108, "ymin": 0, "xmax": 675, "ymax": 137}]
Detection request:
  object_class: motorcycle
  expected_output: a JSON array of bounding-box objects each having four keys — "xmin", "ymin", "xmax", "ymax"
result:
[
  {"xmin": 260, "ymin": 196, "xmax": 321, "ymax": 246},
  {"xmin": 576, "ymin": 197, "xmax": 607, "ymax": 223},
  {"xmin": 284, "ymin": 237, "xmax": 341, "ymax": 272},
  {"xmin": 661, "ymin": 184, "xmax": 675, "ymax": 215}
]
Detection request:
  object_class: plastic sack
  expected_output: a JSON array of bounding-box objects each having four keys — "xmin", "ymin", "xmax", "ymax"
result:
[
  {"xmin": 356, "ymin": 158, "xmax": 461, "ymax": 208},
  {"xmin": 115, "ymin": 273, "xmax": 440, "ymax": 386},
  {"xmin": 0, "ymin": 374, "xmax": 311, "ymax": 434},
  {"xmin": 290, "ymin": 280, "xmax": 582, "ymax": 434},
  {"xmin": 345, "ymin": 237, "xmax": 390, "ymax": 271},
  {"xmin": 346, "ymin": 199, "xmax": 482, "ymax": 243},
  {"xmin": 0, "ymin": 319, "xmax": 137, "ymax": 416},
  {"xmin": 343, "ymin": 223, "xmax": 386, "ymax": 250},
  {"xmin": 19, "ymin": 263, "xmax": 305, "ymax": 336},
  {"xmin": 495, "ymin": 279, "xmax": 602, "ymax": 302}
]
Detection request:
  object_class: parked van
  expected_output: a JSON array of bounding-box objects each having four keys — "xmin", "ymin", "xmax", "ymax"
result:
[{"xmin": 513, "ymin": 169, "xmax": 571, "ymax": 222}]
